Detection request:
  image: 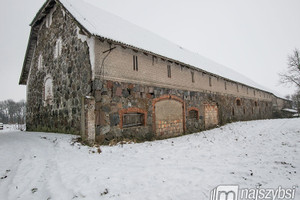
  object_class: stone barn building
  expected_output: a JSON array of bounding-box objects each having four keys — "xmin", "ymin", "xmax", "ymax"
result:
[{"xmin": 19, "ymin": 0, "xmax": 291, "ymax": 144}]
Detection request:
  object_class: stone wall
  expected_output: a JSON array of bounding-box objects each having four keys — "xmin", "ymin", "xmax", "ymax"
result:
[
  {"xmin": 26, "ymin": 5, "xmax": 92, "ymax": 134},
  {"xmin": 94, "ymin": 79, "xmax": 272, "ymax": 144}
]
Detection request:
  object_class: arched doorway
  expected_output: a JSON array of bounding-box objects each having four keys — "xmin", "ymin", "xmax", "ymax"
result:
[{"xmin": 153, "ymin": 95, "xmax": 185, "ymax": 138}]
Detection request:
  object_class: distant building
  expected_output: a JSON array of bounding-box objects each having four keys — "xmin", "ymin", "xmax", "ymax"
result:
[
  {"xmin": 19, "ymin": 0, "xmax": 291, "ymax": 143},
  {"xmin": 281, "ymin": 108, "xmax": 298, "ymax": 118}
]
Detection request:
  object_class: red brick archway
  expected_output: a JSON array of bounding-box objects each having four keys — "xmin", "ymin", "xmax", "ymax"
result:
[
  {"xmin": 188, "ymin": 107, "xmax": 199, "ymax": 120},
  {"xmin": 152, "ymin": 95, "xmax": 185, "ymax": 138}
]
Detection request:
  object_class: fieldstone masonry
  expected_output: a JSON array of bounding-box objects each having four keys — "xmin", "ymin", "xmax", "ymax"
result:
[
  {"xmin": 21, "ymin": 0, "xmax": 287, "ymax": 145},
  {"xmin": 26, "ymin": 5, "xmax": 92, "ymax": 134},
  {"xmin": 94, "ymin": 79, "xmax": 272, "ymax": 144}
]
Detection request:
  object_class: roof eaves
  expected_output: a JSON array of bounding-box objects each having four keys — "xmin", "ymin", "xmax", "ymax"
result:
[
  {"xmin": 19, "ymin": 27, "xmax": 38, "ymax": 85},
  {"xmin": 99, "ymin": 36, "xmax": 274, "ymax": 96},
  {"xmin": 30, "ymin": 0, "xmax": 56, "ymax": 27}
]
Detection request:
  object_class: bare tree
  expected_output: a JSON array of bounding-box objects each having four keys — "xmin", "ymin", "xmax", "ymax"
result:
[
  {"xmin": 279, "ymin": 49, "xmax": 300, "ymax": 88},
  {"xmin": 0, "ymin": 100, "xmax": 26, "ymax": 124},
  {"xmin": 291, "ymin": 90, "xmax": 300, "ymax": 113}
]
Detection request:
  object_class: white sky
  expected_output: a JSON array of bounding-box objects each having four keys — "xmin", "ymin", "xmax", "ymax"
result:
[{"xmin": 0, "ymin": 0, "xmax": 299, "ymax": 101}]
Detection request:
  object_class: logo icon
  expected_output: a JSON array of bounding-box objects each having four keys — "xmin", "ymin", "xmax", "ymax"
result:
[{"xmin": 210, "ymin": 185, "xmax": 239, "ymax": 200}]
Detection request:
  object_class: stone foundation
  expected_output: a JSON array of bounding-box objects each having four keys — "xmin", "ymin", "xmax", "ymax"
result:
[{"xmin": 94, "ymin": 79, "xmax": 272, "ymax": 144}]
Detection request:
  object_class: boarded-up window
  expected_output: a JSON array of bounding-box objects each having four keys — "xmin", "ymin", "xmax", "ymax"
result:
[
  {"xmin": 167, "ymin": 65, "xmax": 171, "ymax": 78},
  {"xmin": 188, "ymin": 109, "xmax": 198, "ymax": 120},
  {"xmin": 123, "ymin": 113, "xmax": 144, "ymax": 128}
]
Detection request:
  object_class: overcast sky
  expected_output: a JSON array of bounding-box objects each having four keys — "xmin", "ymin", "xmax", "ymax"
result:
[{"xmin": 0, "ymin": 0, "xmax": 300, "ymax": 101}]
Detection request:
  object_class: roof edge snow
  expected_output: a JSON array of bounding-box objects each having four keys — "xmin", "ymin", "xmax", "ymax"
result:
[{"xmin": 20, "ymin": 0, "xmax": 287, "ymax": 100}]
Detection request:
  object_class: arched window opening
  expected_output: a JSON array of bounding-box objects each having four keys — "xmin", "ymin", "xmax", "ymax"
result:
[
  {"xmin": 254, "ymin": 101, "xmax": 258, "ymax": 107},
  {"xmin": 44, "ymin": 76, "xmax": 53, "ymax": 105},
  {"xmin": 232, "ymin": 108, "xmax": 235, "ymax": 116},
  {"xmin": 38, "ymin": 54, "xmax": 43, "ymax": 70},
  {"xmin": 236, "ymin": 98, "xmax": 241, "ymax": 106},
  {"xmin": 188, "ymin": 109, "xmax": 199, "ymax": 120},
  {"xmin": 54, "ymin": 38, "xmax": 62, "ymax": 58}
]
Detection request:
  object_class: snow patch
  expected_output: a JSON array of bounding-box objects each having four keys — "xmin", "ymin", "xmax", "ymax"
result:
[
  {"xmin": 282, "ymin": 108, "xmax": 298, "ymax": 113},
  {"xmin": 0, "ymin": 119, "xmax": 299, "ymax": 199}
]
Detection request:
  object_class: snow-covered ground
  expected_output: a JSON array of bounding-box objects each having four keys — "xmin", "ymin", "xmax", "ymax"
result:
[{"xmin": 0, "ymin": 119, "xmax": 299, "ymax": 200}]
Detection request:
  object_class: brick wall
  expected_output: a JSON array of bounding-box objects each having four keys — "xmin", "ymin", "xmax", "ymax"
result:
[{"xmin": 94, "ymin": 40, "xmax": 273, "ymax": 102}]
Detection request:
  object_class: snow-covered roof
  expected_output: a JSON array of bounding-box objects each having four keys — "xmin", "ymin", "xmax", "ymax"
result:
[
  {"xmin": 21, "ymin": 0, "xmax": 286, "ymax": 99},
  {"xmin": 59, "ymin": 0, "xmax": 281, "ymax": 96}
]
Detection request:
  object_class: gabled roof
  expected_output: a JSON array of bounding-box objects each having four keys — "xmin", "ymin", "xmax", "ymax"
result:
[
  {"xmin": 20, "ymin": 0, "xmax": 284, "ymax": 99},
  {"xmin": 19, "ymin": 0, "xmax": 57, "ymax": 85}
]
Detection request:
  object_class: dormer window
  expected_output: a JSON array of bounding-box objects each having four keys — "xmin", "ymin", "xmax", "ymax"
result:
[{"xmin": 54, "ymin": 38, "xmax": 62, "ymax": 58}]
